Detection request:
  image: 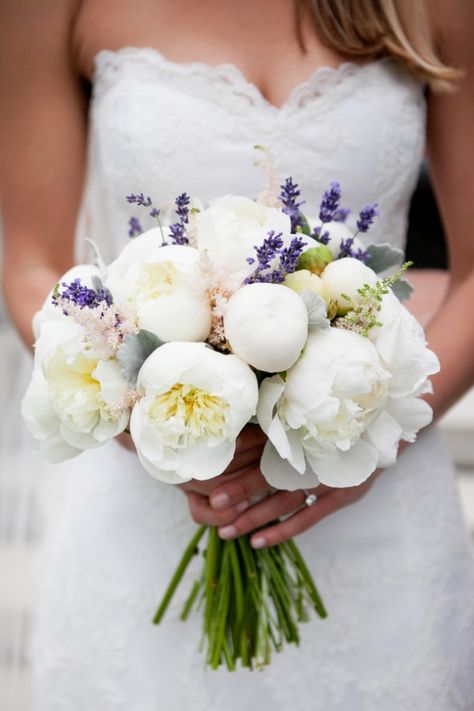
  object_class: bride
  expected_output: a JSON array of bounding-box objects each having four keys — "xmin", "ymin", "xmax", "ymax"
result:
[{"xmin": 1, "ymin": 0, "xmax": 473, "ymax": 708}]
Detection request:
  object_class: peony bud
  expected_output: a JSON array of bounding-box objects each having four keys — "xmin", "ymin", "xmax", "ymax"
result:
[
  {"xmin": 224, "ymin": 283, "xmax": 308, "ymax": 373},
  {"xmin": 321, "ymin": 257, "xmax": 378, "ymax": 315}
]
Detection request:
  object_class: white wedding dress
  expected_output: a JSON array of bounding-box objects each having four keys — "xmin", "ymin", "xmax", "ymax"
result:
[{"xmin": 30, "ymin": 48, "xmax": 474, "ymax": 710}]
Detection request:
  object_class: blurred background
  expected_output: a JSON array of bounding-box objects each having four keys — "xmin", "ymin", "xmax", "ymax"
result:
[{"xmin": 0, "ymin": 163, "xmax": 473, "ymax": 711}]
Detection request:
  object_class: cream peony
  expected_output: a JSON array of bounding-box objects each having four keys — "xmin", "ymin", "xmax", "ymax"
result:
[
  {"xmin": 106, "ymin": 238, "xmax": 212, "ymax": 342},
  {"xmin": 223, "ymin": 283, "xmax": 309, "ymax": 373},
  {"xmin": 130, "ymin": 342, "xmax": 259, "ymax": 483},
  {"xmin": 195, "ymin": 195, "xmax": 294, "ymax": 282},
  {"xmin": 257, "ymin": 327, "xmax": 394, "ymax": 489},
  {"xmin": 284, "ymin": 269, "xmax": 331, "ymax": 306},
  {"xmin": 321, "ymin": 257, "xmax": 378, "ymax": 314},
  {"xmin": 21, "ymin": 320, "xmax": 131, "ymax": 461}
]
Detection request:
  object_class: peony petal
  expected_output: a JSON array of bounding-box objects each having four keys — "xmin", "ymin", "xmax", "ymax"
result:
[
  {"xmin": 386, "ymin": 396, "xmax": 433, "ymax": 442},
  {"xmin": 306, "ymin": 438, "xmax": 379, "ymax": 487},
  {"xmin": 40, "ymin": 431, "xmax": 82, "ymax": 463},
  {"xmin": 260, "ymin": 441, "xmax": 319, "ymax": 491},
  {"xmin": 364, "ymin": 409, "xmax": 402, "ymax": 468},
  {"xmin": 256, "ymin": 376, "xmax": 286, "ymax": 434}
]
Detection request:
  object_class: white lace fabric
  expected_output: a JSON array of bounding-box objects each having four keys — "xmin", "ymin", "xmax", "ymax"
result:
[{"xmin": 31, "ymin": 48, "xmax": 474, "ymax": 710}]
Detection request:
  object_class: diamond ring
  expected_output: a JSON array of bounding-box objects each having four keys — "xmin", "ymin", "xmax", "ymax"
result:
[{"xmin": 302, "ymin": 489, "xmax": 317, "ymax": 507}]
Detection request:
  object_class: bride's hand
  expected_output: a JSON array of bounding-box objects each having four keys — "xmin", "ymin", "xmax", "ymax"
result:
[{"xmin": 187, "ymin": 449, "xmax": 383, "ymax": 547}]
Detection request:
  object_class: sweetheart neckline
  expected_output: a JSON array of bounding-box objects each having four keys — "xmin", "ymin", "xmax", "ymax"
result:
[{"xmin": 92, "ymin": 45, "xmax": 392, "ymax": 114}]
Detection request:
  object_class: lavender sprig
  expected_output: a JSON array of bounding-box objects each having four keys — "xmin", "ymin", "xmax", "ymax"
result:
[
  {"xmin": 319, "ymin": 182, "xmax": 342, "ymax": 223},
  {"xmin": 126, "ymin": 193, "xmax": 153, "ymax": 208},
  {"xmin": 52, "ymin": 278, "xmax": 113, "ymax": 311},
  {"xmin": 245, "ymin": 233, "xmax": 305, "ymax": 284},
  {"xmin": 356, "ymin": 204, "xmax": 379, "ymax": 233},
  {"xmin": 280, "ymin": 177, "xmax": 305, "ymax": 232},
  {"xmin": 168, "ymin": 193, "xmax": 191, "ymax": 245},
  {"xmin": 128, "ymin": 216, "xmax": 143, "ymax": 237},
  {"xmin": 338, "ymin": 237, "xmax": 369, "ymax": 263}
]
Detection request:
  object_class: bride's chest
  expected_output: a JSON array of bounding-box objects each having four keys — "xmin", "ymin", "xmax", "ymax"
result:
[{"xmin": 90, "ymin": 48, "xmax": 426, "ymax": 212}]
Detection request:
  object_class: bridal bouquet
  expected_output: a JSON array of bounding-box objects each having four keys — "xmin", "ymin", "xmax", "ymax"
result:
[{"xmin": 22, "ymin": 148, "xmax": 439, "ymax": 670}]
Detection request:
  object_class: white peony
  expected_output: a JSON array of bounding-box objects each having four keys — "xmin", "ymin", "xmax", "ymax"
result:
[
  {"xmin": 130, "ymin": 342, "xmax": 259, "ymax": 483},
  {"xmin": 321, "ymin": 257, "xmax": 378, "ymax": 314},
  {"xmin": 195, "ymin": 195, "xmax": 295, "ymax": 282},
  {"xmin": 367, "ymin": 292, "xmax": 440, "ymax": 444},
  {"xmin": 21, "ymin": 320, "xmax": 131, "ymax": 461},
  {"xmin": 223, "ymin": 283, "xmax": 309, "ymax": 373},
  {"xmin": 106, "ymin": 237, "xmax": 212, "ymax": 342},
  {"xmin": 257, "ymin": 327, "xmax": 395, "ymax": 489}
]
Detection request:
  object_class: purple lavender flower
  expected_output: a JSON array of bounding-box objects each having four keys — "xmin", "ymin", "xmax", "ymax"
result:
[
  {"xmin": 53, "ymin": 278, "xmax": 113, "ymax": 310},
  {"xmin": 150, "ymin": 208, "xmax": 160, "ymax": 218},
  {"xmin": 126, "ymin": 193, "xmax": 152, "ymax": 208},
  {"xmin": 245, "ymin": 232, "xmax": 305, "ymax": 284},
  {"xmin": 280, "ymin": 177, "xmax": 305, "ymax": 232},
  {"xmin": 356, "ymin": 203, "xmax": 379, "ymax": 233},
  {"xmin": 338, "ymin": 237, "xmax": 369, "ymax": 263},
  {"xmin": 168, "ymin": 192, "xmax": 191, "ymax": 245},
  {"xmin": 311, "ymin": 224, "xmax": 330, "ymax": 245},
  {"xmin": 128, "ymin": 216, "xmax": 143, "ymax": 237},
  {"xmin": 319, "ymin": 182, "xmax": 342, "ymax": 223},
  {"xmin": 332, "ymin": 207, "xmax": 351, "ymax": 223}
]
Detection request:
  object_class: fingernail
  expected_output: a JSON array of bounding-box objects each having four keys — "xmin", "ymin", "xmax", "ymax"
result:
[
  {"xmin": 251, "ymin": 537, "xmax": 266, "ymax": 549},
  {"xmin": 235, "ymin": 500, "xmax": 249, "ymax": 513},
  {"xmin": 219, "ymin": 525, "xmax": 237, "ymax": 540},
  {"xmin": 211, "ymin": 493, "xmax": 230, "ymax": 510}
]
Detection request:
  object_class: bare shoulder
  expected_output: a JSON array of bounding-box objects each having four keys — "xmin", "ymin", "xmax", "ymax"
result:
[{"xmin": 424, "ymin": 0, "xmax": 474, "ymax": 67}]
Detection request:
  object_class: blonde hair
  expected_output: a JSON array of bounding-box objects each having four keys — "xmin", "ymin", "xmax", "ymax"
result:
[{"xmin": 296, "ymin": 0, "xmax": 462, "ymax": 91}]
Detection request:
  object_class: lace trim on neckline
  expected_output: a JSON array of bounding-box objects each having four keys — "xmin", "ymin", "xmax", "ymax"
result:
[{"xmin": 93, "ymin": 46, "xmax": 392, "ymax": 114}]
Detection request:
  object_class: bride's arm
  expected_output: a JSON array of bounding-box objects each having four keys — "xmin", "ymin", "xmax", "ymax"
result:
[
  {"xmin": 0, "ymin": 0, "xmax": 86, "ymax": 347},
  {"xmin": 188, "ymin": 0, "xmax": 474, "ymax": 547}
]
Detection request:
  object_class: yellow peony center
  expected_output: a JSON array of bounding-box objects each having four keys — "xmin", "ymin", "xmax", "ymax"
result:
[
  {"xmin": 136, "ymin": 261, "xmax": 179, "ymax": 300},
  {"xmin": 148, "ymin": 383, "xmax": 229, "ymax": 440}
]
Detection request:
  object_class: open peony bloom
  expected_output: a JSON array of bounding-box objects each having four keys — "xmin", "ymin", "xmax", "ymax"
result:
[
  {"xmin": 21, "ymin": 320, "xmax": 131, "ymax": 462},
  {"xmin": 223, "ymin": 283, "xmax": 309, "ymax": 373},
  {"xmin": 321, "ymin": 257, "xmax": 378, "ymax": 314},
  {"xmin": 195, "ymin": 195, "xmax": 293, "ymax": 282},
  {"xmin": 130, "ymin": 342, "xmax": 259, "ymax": 483},
  {"xmin": 106, "ymin": 236, "xmax": 212, "ymax": 342},
  {"xmin": 258, "ymin": 328, "xmax": 394, "ymax": 489}
]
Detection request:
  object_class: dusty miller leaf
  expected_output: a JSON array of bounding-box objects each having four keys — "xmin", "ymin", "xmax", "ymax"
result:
[
  {"xmin": 85, "ymin": 237, "xmax": 107, "ymax": 277},
  {"xmin": 365, "ymin": 243, "xmax": 404, "ymax": 274},
  {"xmin": 117, "ymin": 330, "xmax": 163, "ymax": 386},
  {"xmin": 391, "ymin": 278, "xmax": 413, "ymax": 301},
  {"xmin": 299, "ymin": 290, "xmax": 330, "ymax": 330},
  {"xmin": 91, "ymin": 275, "xmax": 113, "ymax": 303}
]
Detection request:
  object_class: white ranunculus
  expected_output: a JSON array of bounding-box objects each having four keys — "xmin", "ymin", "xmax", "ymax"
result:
[
  {"xmin": 321, "ymin": 257, "xmax": 378, "ymax": 314},
  {"xmin": 311, "ymin": 220, "xmax": 365, "ymax": 258},
  {"xmin": 32, "ymin": 263, "xmax": 101, "ymax": 338},
  {"xmin": 223, "ymin": 283, "xmax": 309, "ymax": 373},
  {"xmin": 195, "ymin": 195, "xmax": 295, "ymax": 282},
  {"xmin": 130, "ymin": 342, "xmax": 259, "ymax": 483},
  {"xmin": 257, "ymin": 327, "xmax": 393, "ymax": 489},
  {"xmin": 284, "ymin": 269, "xmax": 330, "ymax": 305},
  {"xmin": 106, "ymin": 241, "xmax": 212, "ymax": 342},
  {"xmin": 21, "ymin": 320, "xmax": 131, "ymax": 461}
]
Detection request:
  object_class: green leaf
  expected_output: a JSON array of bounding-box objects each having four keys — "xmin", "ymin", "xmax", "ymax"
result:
[
  {"xmin": 391, "ymin": 278, "xmax": 413, "ymax": 301},
  {"xmin": 117, "ymin": 329, "xmax": 163, "ymax": 386},
  {"xmin": 365, "ymin": 243, "xmax": 404, "ymax": 274}
]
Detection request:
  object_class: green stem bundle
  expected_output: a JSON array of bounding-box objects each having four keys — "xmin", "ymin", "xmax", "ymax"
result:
[{"xmin": 153, "ymin": 526, "xmax": 327, "ymax": 670}]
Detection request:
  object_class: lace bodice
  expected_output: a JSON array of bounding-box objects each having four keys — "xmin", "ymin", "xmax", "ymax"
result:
[{"xmin": 78, "ymin": 47, "xmax": 426, "ymax": 261}]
